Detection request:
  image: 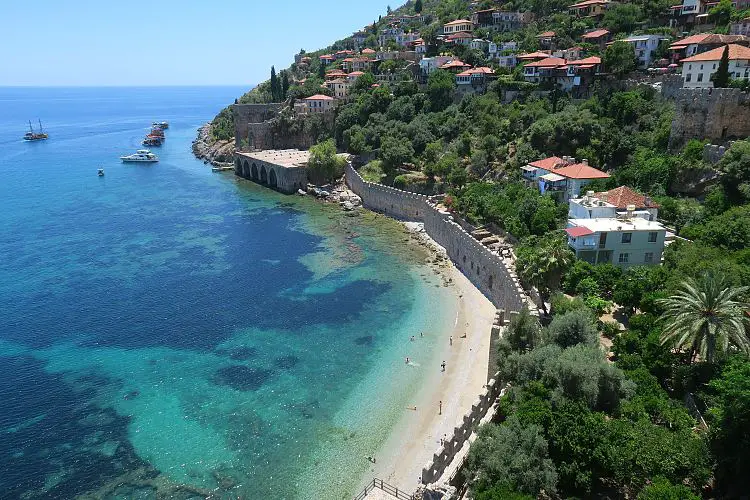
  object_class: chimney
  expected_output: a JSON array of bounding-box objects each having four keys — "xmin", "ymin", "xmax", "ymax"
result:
[
  {"xmin": 626, "ymin": 204, "xmax": 636, "ymax": 218},
  {"xmin": 600, "ymin": 192, "xmax": 608, "ymax": 203},
  {"xmin": 582, "ymin": 159, "xmax": 589, "ymax": 165},
  {"xmin": 570, "ymin": 157, "xmax": 576, "ymax": 164}
]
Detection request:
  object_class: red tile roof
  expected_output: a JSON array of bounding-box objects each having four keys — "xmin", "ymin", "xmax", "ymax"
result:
[
  {"xmin": 569, "ymin": 56, "xmax": 602, "ymax": 66},
  {"xmin": 440, "ymin": 59, "xmax": 471, "ymax": 69},
  {"xmin": 669, "ymin": 33, "xmax": 711, "ymax": 49},
  {"xmin": 554, "ymin": 163, "xmax": 610, "ymax": 180},
  {"xmin": 305, "ymin": 94, "xmax": 334, "ymax": 101},
  {"xmin": 529, "ymin": 156, "xmax": 567, "ymax": 170},
  {"xmin": 566, "ymin": 226, "xmax": 595, "ymax": 237},
  {"xmin": 582, "ymin": 29, "xmax": 610, "ymax": 39},
  {"xmin": 362, "ymin": 48, "xmax": 376, "ymax": 54},
  {"xmin": 518, "ymin": 51, "xmax": 552, "ymax": 60},
  {"xmin": 681, "ymin": 43, "xmax": 750, "ymax": 62},
  {"xmin": 595, "ymin": 186, "xmax": 660, "ymax": 208},
  {"xmin": 525, "ymin": 56, "xmax": 567, "ymax": 68},
  {"xmin": 538, "ymin": 31, "xmax": 556, "ymax": 37},
  {"xmin": 447, "ymin": 31, "xmax": 474, "ymax": 40}
]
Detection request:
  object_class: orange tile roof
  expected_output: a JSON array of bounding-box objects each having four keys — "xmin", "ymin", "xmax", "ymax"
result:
[
  {"xmin": 538, "ymin": 31, "xmax": 556, "ymax": 37},
  {"xmin": 570, "ymin": 0, "xmax": 609, "ymax": 7},
  {"xmin": 447, "ymin": 31, "xmax": 474, "ymax": 40},
  {"xmin": 595, "ymin": 186, "xmax": 660, "ymax": 209},
  {"xmin": 554, "ymin": 163, "xmax": 609, "ymax": 180},
  {"xmin": 440, "ymin": 59, "xmax": 471, "ymax": 69},
  {"xmin": 305, "ymin": 94, "xmax": 334, "ymax": 101},
  {"xmin": 582, "ymin": 29, "xmax": 610, "ymax": 39},
  {"xmin": 529, "ymin": 156, "xmax": 567, "ymax": 170},
  {"xmin": 569, "ymin": 56, "xmax": 602, "ymax": 65},
  {"xmin": 525, "ymin": 56, "xmax": 567, "ymax": 67},
  {"xmin": 362, "ymin": 48, "xmax": 376, "ymax": 54},
  {"xmin": 517, "ymin": 51, "xmax": 552, "ymax": 60},
  {"xmin": 681, "ymin": 43, "xmax": 750, "ymax": 62},
  {"xmin": 669, "ymin": 33, "xmax": 711, "ymax": 49}
]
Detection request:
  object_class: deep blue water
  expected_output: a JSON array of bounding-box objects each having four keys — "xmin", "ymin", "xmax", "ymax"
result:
[{"xmin": 0, "ymin": 87, "xmax": 453, "ymax": 499}]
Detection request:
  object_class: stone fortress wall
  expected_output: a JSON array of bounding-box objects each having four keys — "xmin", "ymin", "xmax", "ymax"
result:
[
  {"xmin": 669, "ymin": 88, "xmax": 750, "ymax": 149},
  {"xmin": 232, "ymin": 103, "xmax": 335, "ymax": 152},
  {"xmin": 345, "ymin": 164, "xmax": 526, "ymax": 313}
]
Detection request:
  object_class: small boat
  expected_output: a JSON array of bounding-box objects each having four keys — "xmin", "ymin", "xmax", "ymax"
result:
[
  {"xmin": 142, "ymin": 136, "xmax": 162, "ymax": 146},
  {"xmin": 24, "ymin": 119, "xmax": 48, "ymax": 141},
  {"xmin": 149, "ymin": 127, "xmax": 165, "ymax": 138},
  {"xmin": 120, "ymin": 149, "xmax": 159, "ymax": 163},
  {"xmin": 98, "ymin": 168, "xmax": 105, "ymax": 176},
  {"xmin": 152, "ymin": 121, "xmax": 169, "ymax": 129}
]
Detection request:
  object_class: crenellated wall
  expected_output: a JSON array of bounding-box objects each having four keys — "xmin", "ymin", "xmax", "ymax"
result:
[
  {"xmin": 669, "ymin": 88, "xmax": 750, "ymax": 149},
  {"xmin": 345, "ymin": 164, "xmax": 526, "ymax": 313}
]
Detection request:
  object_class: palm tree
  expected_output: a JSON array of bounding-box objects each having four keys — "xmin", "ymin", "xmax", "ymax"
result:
[
  {"xmin": 517, "ymin": 232, "xmax": 575, "ymax": 315},
  {"xmin": 657, "ymin": 273, "xmax": 750, "ymax": 364}
]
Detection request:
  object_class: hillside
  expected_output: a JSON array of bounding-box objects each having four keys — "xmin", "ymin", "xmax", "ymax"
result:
[{"xmin": 205, "ymin": 0, "xmax": 750, "ymax": 498}]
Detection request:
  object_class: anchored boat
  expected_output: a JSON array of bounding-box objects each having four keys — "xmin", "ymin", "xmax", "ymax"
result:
[{"xmin": 120, "ymin": 149, "xmax": 159, "ymax": 163}]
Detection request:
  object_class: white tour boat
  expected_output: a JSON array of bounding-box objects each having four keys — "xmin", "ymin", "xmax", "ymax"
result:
[{"xmin": 120, "ymin": 149, "xmax": 159, "ymax": 163}]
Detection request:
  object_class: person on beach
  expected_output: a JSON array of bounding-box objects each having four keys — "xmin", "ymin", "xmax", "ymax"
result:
[
  {"xmin": 449, "ymin": 336, "xmax": 453, "ymax": 346},
  {"xmin": 405, "ymin": 357, "xmax": 409, "ymax": 364},
  {"xmin": 420, "ymin": 332, "xmax": 423, "ymax": 338},
  {"xmin": 410, "ymin": 335, "xmax": 415, "ymax": 342},
  {"xmin": 439, "ymin": 400, "xmax": 442, "ymax": 415},
  {"xmin": 441, "ymin": 361, "xmax": 446, "ymax": 372}
]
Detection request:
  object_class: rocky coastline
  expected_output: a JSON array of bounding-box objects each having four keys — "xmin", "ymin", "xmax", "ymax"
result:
[{"xmin": 191, "ymin": 124, "xmax": 235, "ymax": 168}]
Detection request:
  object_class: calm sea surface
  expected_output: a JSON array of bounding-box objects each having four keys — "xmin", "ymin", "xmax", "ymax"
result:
[{"xmin": 0, "ymin": 87, "xmax": 455, "ymax": 499}]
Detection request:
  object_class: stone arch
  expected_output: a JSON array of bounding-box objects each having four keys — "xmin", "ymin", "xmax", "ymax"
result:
[
  {"xmin": 242, "ymin": 159, "xmax": 250, "ymax": 178},
  {"xmin": 260, "ymin": 165, "xmax": 268, "ymax": 184},
  {"xmin": 251, "ymin": 163, "xmax": 259, "ymax": 181},
  {"xmin": 269, "ymin": 168, "xmax": 278, "ymax": 188}
]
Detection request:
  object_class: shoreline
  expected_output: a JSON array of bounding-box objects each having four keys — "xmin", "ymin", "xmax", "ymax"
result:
[{"xmin": 352, "ymin": 222, "xmax": 496, "ymax": 496}]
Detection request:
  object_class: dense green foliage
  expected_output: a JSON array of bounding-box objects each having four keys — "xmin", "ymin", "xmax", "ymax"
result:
[{"xmin": 307, "ymin": 139, "xmax": 346, "ymax": 183}]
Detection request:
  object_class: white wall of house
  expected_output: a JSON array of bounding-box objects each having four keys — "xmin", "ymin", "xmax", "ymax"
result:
[
  {"xmin": 682, "ymin": 59, "xmax": 750, "ymax": 88},
  {"xmin": 567, "ymin": 221, "xmax": 666, "ymax": 267}
]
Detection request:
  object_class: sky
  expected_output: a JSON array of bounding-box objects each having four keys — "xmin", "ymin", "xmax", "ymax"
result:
[{"xmin": 0, "ymin": 0, "xmax": 395, "ymax": 86}]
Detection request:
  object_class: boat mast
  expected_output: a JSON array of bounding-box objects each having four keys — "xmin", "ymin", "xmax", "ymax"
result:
[
  {"xmin": 38, "ymin": 119, "xmax": 44, "ymax": 134},
  {"xmin": 28, "ymin": 120, "xmax": 34, "ymax": 133}
]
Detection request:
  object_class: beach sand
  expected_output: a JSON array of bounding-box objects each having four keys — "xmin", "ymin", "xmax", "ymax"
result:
[{"xmin": 354, "ymin": 239, "xmax": 497, "ymax": 494}]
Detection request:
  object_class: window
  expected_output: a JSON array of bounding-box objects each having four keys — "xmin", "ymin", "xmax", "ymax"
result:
[
  {"xmin": 648, "ymin": 231, "xmax": 658, "ymax": 243},
  {"xmin": 644, "ymin": 252, "xmax": 654, "ymax": 263},
  {"xmin": 700, "ymin": 64, "xmax": 704, "ymax": 70},
  {"xmin": 698, "ymin": 73, "xmax": 703, "ymax": 82},
  {"xmin": 621, "ymin": 232, "xmax": 632, "ymax": 244},
  {"xmin": 619, "ymin": 253, "xmax": 630, "ymax": 264},
  {"xmin": 686, "ymin": 73, "xmax": 692, "ymax": 82}
]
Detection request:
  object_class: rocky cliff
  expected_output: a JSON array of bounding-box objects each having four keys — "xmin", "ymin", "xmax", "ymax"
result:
[{"xmin": 192, "ymin": 124, "xmax": 235, "ymax": 166}]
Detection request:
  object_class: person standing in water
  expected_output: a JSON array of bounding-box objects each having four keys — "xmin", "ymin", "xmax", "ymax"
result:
[{"xmin": 441, "ymin": 361, "xmax": 446, "ymax": 372}]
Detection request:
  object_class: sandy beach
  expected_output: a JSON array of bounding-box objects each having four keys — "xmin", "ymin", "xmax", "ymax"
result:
[{"xmin": 354, "ymin": 229, "xmax": 497, "ymax": 495}]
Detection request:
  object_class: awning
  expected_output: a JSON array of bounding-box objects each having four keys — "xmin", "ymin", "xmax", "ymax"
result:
[
  {"xmin": 566, "ymin": 226, "xmax": 595, "ymax": 237},
  {"xmin": 540, "ymin": 173, "xmax": 565, "ymax": 182},
  {"xmin": 576, "ymin": 64, "xmax": 596, "ymax": 68},
  {"xmin": 521, "ymin": 165, "xmax": 538, "ymax": 172}
]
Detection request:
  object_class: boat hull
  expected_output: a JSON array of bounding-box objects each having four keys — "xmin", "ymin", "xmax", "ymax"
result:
[{"xmin": 120, "ymin": 158, "xmax": 159, "ymax": 163}]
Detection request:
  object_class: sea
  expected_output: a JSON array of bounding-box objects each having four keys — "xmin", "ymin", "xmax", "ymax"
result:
[{"xmin": 0, "ymin": 87, "xmax": 457, "ymax": 499}]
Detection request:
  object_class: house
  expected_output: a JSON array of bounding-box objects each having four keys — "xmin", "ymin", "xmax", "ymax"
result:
[
  {"xmin": 668, "ymin": 33, "xmax": 712, "ymax": 61},
  {"xmin": 553, "ymin": 46, "xmax": 583, "ymax": 61},
  {"xmin": 523, "ymin": 56, "xmax": 568, "ymax": 83},
  {"xmin": 325, "ymin": 79, "xmax": 351, "ymax": 99},
  {"xmin": 523, "ymin": 56, "xmax": 601, "ymax": 95},
  {"xmin": 342, "ymin": 57, "xmax": 372, "ymax": 72},
  {"xmin": 455, "ymin": 67, "xmax": 497, "ymax": 95},
  {"xmin": 731, "ymin": 18, "xmax": 750, "ymax": 36},
  {"xmin": 419, "ymin": 55, "xmax": 454, "ymax": 78},
  {"xmin": 378, "ymin": 28, "xmax": 420, "ymax": 47},
  {"xmin": 681, "ymin": 44, "xmax": 750, "ymax": 88},
  {"xmin": 470, "ymin": 38, "xmax": 489, "ymax": 51},
  {"xmin": 620, "ymin": 35, "xmax": 668, "ymax": 68},
  {"xmin": 569, "ymin": 186, "xmax": 660, "ymax": 221},
  {"xmin": 335, "ymin": 50, "xmax": 355, "ymax": 60},
  {"xmin": 325, "ymin": 69, "xmax": 348, "ymax": 80},
  {"xmin": 472, "ymin": 8, "xmax": 533, "ymax": 31},
  {"xmin": 581, "ymin": 29, "xmax": 611, "ymax": 50},
  {"xmin": 569, "ymin": 0, "xmax": 611, "ymax": 17},
  {"xmin": 517, "ymin": 51, "xmax": 552, "ymax": 62},
  {"xmin": 446, "ymin": 32, "xmax": 474, "ymax": 45},
  {"xmin": 565, "ymin": 215, "xmax": 667, "ymax": 266},
  {"xmin": 521, "ymin": 156, "xmax": 609, "ymax": 201},
  {"xmin": 443, "ymin": 19, "xmax": 473, "ymax": 34},
  {"xmin": 440, "ymin": 59, "xmax": 472, "ymax": 72},
  {"xmin": 471, "ymin": 8, "xmax": 498, "ymax": 28},
  {"xmin": 353, "ymin": 31, "xmax": 368, "ymax": 47},
  {"xmin": 319, "ymin": 54, "xmax": 335, "ymax": 65},
  {"xmin": 538, "ymin": 31, "xmax": 556, "ymax": 48},
  {"xmin": 303, "ymin": 95, "xmax": 335, "ymax": 113}
]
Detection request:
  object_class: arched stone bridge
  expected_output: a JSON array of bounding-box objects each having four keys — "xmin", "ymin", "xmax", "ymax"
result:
[{"xmin": 234, "ymin": 150, "xmax": 310, "ymax": 194}]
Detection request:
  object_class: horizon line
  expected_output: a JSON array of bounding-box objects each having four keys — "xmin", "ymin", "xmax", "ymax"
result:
[{"xmin": 0, "ymin": 84, "xmax": 256, "ymax": 88}]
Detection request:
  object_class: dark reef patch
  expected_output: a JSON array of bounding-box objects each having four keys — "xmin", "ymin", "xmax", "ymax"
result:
[
  {"xmin": 354, "ymin": 335, "xmax": 374, "ymax": 346},
  {"xmin": 274, "ymin": 355, "xmax": 299, "ymax": 370},
  {"xmin": 213, "ymin": 365, "xmax": 274, "ymax": 392}
]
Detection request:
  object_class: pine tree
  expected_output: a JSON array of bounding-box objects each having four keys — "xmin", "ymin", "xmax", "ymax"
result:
[
  {"xmin": 281, "ymin": 71, "xmax": 290, "ymax": 100},
  {"xmin": 713, "ymin": 45, "xmax": 730, "ymax": 88},
  {"xmin": 270, "ymin": 66, "xmax": 279, "ymax": 102},
  {"xmin": 415, "ymin": 0, "xmax": 423, "ymax": 13}
]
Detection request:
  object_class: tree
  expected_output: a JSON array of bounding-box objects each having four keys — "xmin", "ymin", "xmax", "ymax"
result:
[
  {"xmin": 415, "ymin": 0, "xmax": 423, "ymax": 13},
  {"xmin": 516, "ymin": 232, "xmax": 576, "ymax": 312},
  {"xmin": 270, "ymin": 66, "xmax": 279, "ymax": 102},
  {"xmin": 604, "ymin": 41, "xmax": 638, "ymax": 77},
  {"xmin": 712, "ymin": 45, "xmax": 731, "ymax": 88},
  {"xmin": 427, "ymin": 69, "xmax": 456, "ymax": 111},
  {"xmin": 507, "ymin": 306, "xmax": 543, "ymax": 352},
  {"xmin": 602, "ymin": 4, "xmax": 644, "ymax": 34},
  {"xmin": 547, "ymin": 309, "xmax": 598, "ymax": 349},
  {"xmin": 657, "ymin": 273, "xmax": 750, "ymax": 364},
  {"xmin": 709, "ymin": 0, "xmax": 733, "ymax": 26},
  {"xmin": 379, "ymin": 135, "xmax": 414, "ymax": 177},
  {"xmin": 467, "ymin": 416, "xmax": 558, "ymax": 496},
  {"xmin": 307, "ymin": 139, "xmax": 346, "ymax": 184},
  {"xmin": 637, "ymin": 477, "xmax": 700, "ymax": 500},
  {"xmin": 281, "ymin": 71, "xmax": 290, "ymax": 99}
]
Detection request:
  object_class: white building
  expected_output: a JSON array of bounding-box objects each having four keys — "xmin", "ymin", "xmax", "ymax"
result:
[
  {"xmin": 443, "ymin": 19, "xmax": 473, "ymax": 34},
  {"xmin": 621, "ymin": 34, "xmax": 668, "ymax": 68},
  {"xmin": 521, "ymin": 155, "xmax": 610, "ymax": 202},
  {"xmin": 569, "ymin": 186, "xmax": 659, "ymax": 221},
  {"xmin": 681, "ymin": 44, "xmax": 750, "ymax": 88},
  {"xmin": 731, "ymin": 18, "xmax": 750, "ymax": 36}
]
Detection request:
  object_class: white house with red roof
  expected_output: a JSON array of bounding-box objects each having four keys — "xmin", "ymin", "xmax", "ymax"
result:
[
  {"xmin": 581, "ymin": 29, "xmax": 610, "ymax": 50},
  {"xmin": 443, "ymin": 19, "xmax": 473, "ymax": 34},
  {"xmin": 538, "ymin": 31, "xmax": 556, "ymax": 48},
  {"xmin": 456, "ymin": 67, "xmax": 497, "ymax": 95},
  {"xmin": 523, "ymin": 56, "xmax": 602, "ymax": 94},
  {"xmin": 319, "ymin": 54, "xmax": 336, "ymax": 65},
  {"xmin": 681, "ymin": 44, "xmax": 750, "ymax": 87},
  {"xmin": 303, "ymin": 94, "xmax": 335, "ymax": 113},
  {"xmin": 521, "ymin": 155, "xmax": 609, "ymax": 201},
  {"xmin": 569, "ymin": 0, "xmax": 612, "ymax": 17},
  {"xmin": 569, "ymin": 186, "xmax": 660, "ymax": 220}
]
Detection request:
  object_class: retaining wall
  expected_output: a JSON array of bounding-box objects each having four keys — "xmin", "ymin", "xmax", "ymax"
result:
[{"xmin": 345, "ymin": 164, "xmax": 526, "ymax": 313}]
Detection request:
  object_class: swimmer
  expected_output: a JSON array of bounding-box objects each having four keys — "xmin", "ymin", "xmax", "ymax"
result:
[{"xmin": 405, "ymin": 357, "xmax": 410, "ymax": 364}]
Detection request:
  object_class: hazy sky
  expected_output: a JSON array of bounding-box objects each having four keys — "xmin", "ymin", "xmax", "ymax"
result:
[{"xmin": 1, "ymin": 0, "xmax": 395, "ymax": 86}]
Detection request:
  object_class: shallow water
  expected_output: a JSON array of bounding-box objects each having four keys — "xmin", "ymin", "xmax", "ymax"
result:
[{"xmin": 0, "ymin": 87, "xmax": 455, "ymax": 499}]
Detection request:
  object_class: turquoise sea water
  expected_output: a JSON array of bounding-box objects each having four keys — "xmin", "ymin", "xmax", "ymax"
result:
[{"xmin": 0, "ymin": 87, "xmax": 455, "ymax": 499}]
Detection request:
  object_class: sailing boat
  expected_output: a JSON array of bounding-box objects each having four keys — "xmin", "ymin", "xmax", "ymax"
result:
[{"xmin": 24, "ymin": 119, "xmax": 48, "ymax": 141}]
